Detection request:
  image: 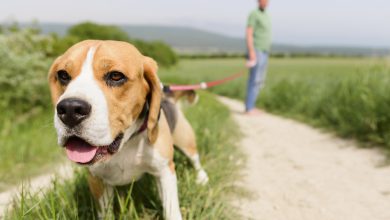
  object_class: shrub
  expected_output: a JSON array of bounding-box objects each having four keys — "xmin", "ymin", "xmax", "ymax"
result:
[
  {"xmin": 0, "ymin": 28, "xmax": 52, "ymax": 120},
  {"xmin": 134, "ymin": 40, "xmax": 178, "ymax": 67},
  {"xmin": 52, "ymin": 22, "xmax": 178, "ymax": 67},
  {"xmin": 68, "ymin": 22, "xmax": 131, "ymax": 42}
]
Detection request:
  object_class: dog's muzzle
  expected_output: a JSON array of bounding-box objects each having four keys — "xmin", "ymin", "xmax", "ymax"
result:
[{"xmin": 56, "ymin": 97, "xmax": 123, "ymax": 165}]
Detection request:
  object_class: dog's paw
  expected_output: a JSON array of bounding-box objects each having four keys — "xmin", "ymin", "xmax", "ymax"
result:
[{"xmin": 196, "ymin": 169, "xmax": 209, "ymax": 185}]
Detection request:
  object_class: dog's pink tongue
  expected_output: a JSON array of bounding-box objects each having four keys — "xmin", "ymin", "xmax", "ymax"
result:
[{"xmin": 65, "ymin": 137, "xmax": 98, "ymax": 163}]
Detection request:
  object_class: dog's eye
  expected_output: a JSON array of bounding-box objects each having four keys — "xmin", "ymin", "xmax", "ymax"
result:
[
  {"xmin": 109, "ymin": 72, "xmax": 125, "ymax": 81},
  {"xmin": 104, "ymin": 71, "xmax": 127, "ymax": 87},
  {"xmin": 57, "ymin": 70, "xmax": 71, "ymax": 85}
]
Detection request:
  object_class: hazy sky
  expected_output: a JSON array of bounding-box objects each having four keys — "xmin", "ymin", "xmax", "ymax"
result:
[{"xmin": 1, "ymin": 0, "xmax": 389, "ymax": 48}]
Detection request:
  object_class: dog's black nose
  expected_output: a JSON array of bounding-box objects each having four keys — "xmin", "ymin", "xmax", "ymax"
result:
[{"xmin": 56, "ymin": 98, "xmax": 91, "ymax": 128}]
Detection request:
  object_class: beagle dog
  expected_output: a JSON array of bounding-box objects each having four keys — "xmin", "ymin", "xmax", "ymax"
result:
[{"xmin": 48, "ymin": 40, "xmax": 208, "ymax": 220}]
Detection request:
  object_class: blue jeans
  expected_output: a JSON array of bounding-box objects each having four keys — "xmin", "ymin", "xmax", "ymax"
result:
[{"xmin": 245, "ymin": 50, "xmax": 269, "ymax": 111}]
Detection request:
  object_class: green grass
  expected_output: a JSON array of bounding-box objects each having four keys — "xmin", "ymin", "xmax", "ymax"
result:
[
  {"xmin": 5, "ymin": 92, "xmax": 244, "ymax": 219},
  {"xmin": 262, "ymin": 58, "xmax": 390, "ymax": 149},
  {"xmin": 3, "ymin": 57, "xmax": 389, "ymax": 189},
  {"xmin": 160, "ymin": 57, "xmax": 386, "ymax": 102},
  {"xmin": 3, "ymin": 56, "xmax": 390, "ymax": 218},
  {"xmin": 161, "ymin": 57, "xmax": 390, "ymax": 150},
  {"xmin": 0, "ymin": 110, "xmax": 61, "ymax": 191}
]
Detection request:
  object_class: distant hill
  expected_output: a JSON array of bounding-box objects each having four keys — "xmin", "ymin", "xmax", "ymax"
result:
[
  {"xmin": 36, "ymin": 23, "xmax": 245, "ymax": 53},
  {"xmin": 33, "ymin": 22, "xmax": 390, "ymax": 56},
  {"xmin": 120, "ymin": 25, "xmax": 246, "ymax": 54}
]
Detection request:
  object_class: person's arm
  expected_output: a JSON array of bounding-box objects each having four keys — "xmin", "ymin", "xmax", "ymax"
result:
[{"xmin": 246, "ymin": 26, "xmax": 256, "ymax": 63}]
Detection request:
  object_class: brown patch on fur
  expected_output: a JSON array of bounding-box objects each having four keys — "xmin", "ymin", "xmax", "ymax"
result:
[
  {"xmin": 88, "ymin": 41, "xmax": 163, "ymax": 142},
  {"xmin": 92, "ymin": 41, "xmax": 149, "ymax": 139},
  {"xmin": 87, "ymin": 171, "xmax": 105, "ymax": 200},
  {"xmin": 153, "ymin": 112, "xmax": 174, "ymax": 159},
  {"xmin": 165, "ymin": 90, "xmax": 197, "ymax": 104},
  {"xmin": 48, "ymin": 40, "xmax": 100, "ymax": 104},
  {"xmin": 172, "ymin": 109, "xmax": 198, "ymax": 156},
  {"xmin": 169, "ymin": 160, "xmax": 176, "ymax": 174},
  {"xmin": 185, "ymin": 90, "xmax": 197, "ymax": 103}
]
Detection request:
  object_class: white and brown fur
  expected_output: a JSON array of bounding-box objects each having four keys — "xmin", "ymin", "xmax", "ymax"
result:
[{"xmin": 48, "ymin": 40, "xmax": 208, "ymax": 220}]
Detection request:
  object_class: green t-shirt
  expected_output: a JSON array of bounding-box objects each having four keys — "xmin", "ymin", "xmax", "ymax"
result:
[{"xmin": 247, "ymin": 9, "xmax": 272, "ymax": 52}]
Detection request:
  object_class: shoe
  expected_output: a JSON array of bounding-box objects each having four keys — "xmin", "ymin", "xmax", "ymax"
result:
[{"xmin": 244, "ymin": 108, "xmax": 261, "ymax": 116}]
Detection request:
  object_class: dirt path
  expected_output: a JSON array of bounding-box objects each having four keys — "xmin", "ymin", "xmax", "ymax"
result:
[
  {"xmin": 218, "ymin": 97, "xmax": 390, "ymax": 220},
  {"xmin": 2, "ymin": 97, "xmax": 390, "ymax": 219}
]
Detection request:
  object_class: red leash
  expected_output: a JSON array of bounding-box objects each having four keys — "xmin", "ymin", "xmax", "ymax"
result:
[{"xmin": 164, "ymin": 70, "xmax": 245, "ymax": 91}]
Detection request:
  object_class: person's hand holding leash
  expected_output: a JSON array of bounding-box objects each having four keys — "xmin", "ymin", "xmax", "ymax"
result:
[{"xmin": 246, "ymin": 57, "xmax": 257, "ymax": 68}]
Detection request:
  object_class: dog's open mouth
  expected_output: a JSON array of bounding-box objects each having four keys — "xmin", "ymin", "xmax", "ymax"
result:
[{"xmin": 64, "ymin": 134, "xmax": 123, "ymax": 164}]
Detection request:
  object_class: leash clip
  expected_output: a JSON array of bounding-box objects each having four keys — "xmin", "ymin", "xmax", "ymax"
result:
[{"xmin": 200, "ymin": 82, "xmax": 207, "ymax": 89}]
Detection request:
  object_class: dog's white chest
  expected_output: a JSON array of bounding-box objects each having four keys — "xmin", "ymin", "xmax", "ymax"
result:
[{"xmin": 88, "ymin": 134, "xmax": 168, "ymax": 186}]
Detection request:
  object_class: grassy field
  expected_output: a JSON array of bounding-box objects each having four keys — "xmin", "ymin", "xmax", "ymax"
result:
[
  {"xmin": 2, "ymin": 57, "xmax": 389, "ymax": 189},
  {"xmin": 160, "ymin": 57, "xmax": 390, "ymax": 150},
  {"xmin": 0, "ymin": 110, "xmax": 62, "ymax": 191},
  {"xmin": 3, "ymin": 56, "xmax": 390, "ymax": 218},
  {"xmin": 261, "ymin": 58, "xmax": 390, "ymax": 148},
  {"xmin": 5, "ymin": 92, "xmax": 244, "ymax": 219}
]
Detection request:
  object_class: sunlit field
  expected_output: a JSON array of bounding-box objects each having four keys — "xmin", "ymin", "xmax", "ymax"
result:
[
  {"xmin": 161, "ymin": 57, "xmax": 390, "ymax": 150},
  {"xmin": 2, "ymin": 56, "xmax": 389, "ymax": 189},
  {"xmin": 2, "ymin": 54, "xmax": 390, "ymax": 218}
]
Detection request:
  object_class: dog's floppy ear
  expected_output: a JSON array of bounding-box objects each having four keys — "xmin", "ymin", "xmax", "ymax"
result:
[
  {"xmin": 48, "ymin": 56, "xmax": 63, "ymax": 105},
  {"xmin": 143, "ymin": 56, "xmax": 162, "ymax": 144}
]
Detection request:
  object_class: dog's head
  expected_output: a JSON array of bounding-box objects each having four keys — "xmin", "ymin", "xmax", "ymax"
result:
[{"xmin": 48, "ymin": 40, "xmax": 162, "ymax": 165}]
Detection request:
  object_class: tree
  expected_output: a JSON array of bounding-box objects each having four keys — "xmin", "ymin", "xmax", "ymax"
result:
[
  {"xmin": 68, "ymin": 22, "xmax": 131, "ymax": 41},
  {"xmin": 53, "ymin": 22, "xmax": 178, "ymax": 67}
]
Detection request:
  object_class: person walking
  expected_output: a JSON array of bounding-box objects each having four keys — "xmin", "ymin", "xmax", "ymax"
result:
[{"xmin": 245, "ymin": 0, "xmax": 271, "ymax": 115}]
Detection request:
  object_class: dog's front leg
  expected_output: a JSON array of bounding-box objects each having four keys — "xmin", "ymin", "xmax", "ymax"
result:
[
  {"xmin": 156, "ymin": 162, "xmax": 182, "ymax": 220},
  {"xmin": 87, "ymin": 172, "xmax": 114, "ymax": 219}
]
